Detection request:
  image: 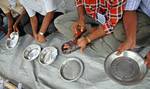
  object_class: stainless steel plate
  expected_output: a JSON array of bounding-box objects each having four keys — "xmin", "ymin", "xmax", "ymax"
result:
[
  {"xmin": 104, "ymin": 51, "xmax": 147, "ymax": 85},
  {"xmin": 6, "ymin": 32, "xmax": 19, "ymax": 49},
  {"xmin": 39, "ymin": 46, "xmax": 58, "ymax": 65},
  {"xmin": 23, "ymin": 44, "xmax": 41, "ymax": 61},
  {"xmin": 60, "ymin": 57, "xmax": 84, "ymax": 82}
]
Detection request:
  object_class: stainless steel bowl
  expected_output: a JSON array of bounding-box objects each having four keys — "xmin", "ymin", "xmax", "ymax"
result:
[
  {"xmin": 39, "ymin": 46, "xmax": 58, "ymax": 65},
  {"xmin": 104, "ymin": 50, "xmax": 148, "ymax": 85},
  {"xmin": 6, "ymin": 32, "xmax": 19, "ymax": 49},
  {"xmin": 60, "ymin": 57, "xmax": 84, "ymax": 82},
  {"xmin": 23, "ymin": 44, "xmax": 41, "ymax": 61}
]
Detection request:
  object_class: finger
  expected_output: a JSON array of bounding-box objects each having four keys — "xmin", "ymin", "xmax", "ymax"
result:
[
  {"xmin": 13, "ymin": 26, "xmax": 16, "ymax": 32},
  {"xmin": 13, "ymin": 26, "xmax": 15, "ymax": 31},
  {"xmin": 72, "ymin": 23, "xmax": 78, "ymax": 34},
  {"xmin": 116, "ymin": 45, "xmax": 124, "ymax": 55},
  {"xmin": 80, "ymin": 26, "xmax": 84, "ymax": 32},
  {"xmin": 116, "ymin": 50, "xmax": 122, "ymax": 55},
  {"xmin": 144, "ymin": 60, "xmax": 148, "ymax": 65},
  {"xmin": 6, "ymin": 31, "xmax": 11, "ymax": 38},
  {"xmin": 6, "ymin": 34, "xmax": 10, "ymax": 38},
  {"xmin": 13, "ymin": 28, "xmax": 16, "ymax": 32},
  {"xmin": 80, "ymin": 47, "xmax": 85, "ymax": 54},
  {"xmin": 144, "ymin": 59, "xmax": 150, "ymax": 68},
  {"xmin": 147, "ymin": 52, "xmax": 150, "ymax": 58},
  {"xmin": 16, "ymin": 27, "xmax": 19, "ymax": 32}
]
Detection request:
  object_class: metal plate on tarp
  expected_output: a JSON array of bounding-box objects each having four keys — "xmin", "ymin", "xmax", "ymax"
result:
[
  {"xmin": 39, "ymin": 46, "xmax": 58, "ymax": 65},
  {"xmin": 23, "ymin": 44, "xmax": 41, "ymax": 61},
  {"xmin": 104, "ymin": 51, "xmax": 147, "ymax": 85},
  {"xmin": 6, "ymin": 32, "xmax": 19, "ymax": 49},
  {"xmin": 60, "ymin": 57, "xmax": 84, "ymax": 82}
]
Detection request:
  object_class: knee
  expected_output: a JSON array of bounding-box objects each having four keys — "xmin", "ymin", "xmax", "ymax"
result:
[{"xmin": 54, "ymin": 15, "xmax": 65, "ymax": 30}]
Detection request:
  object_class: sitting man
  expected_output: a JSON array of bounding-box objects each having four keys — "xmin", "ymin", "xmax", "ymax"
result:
[
  {"xmin": 0, "ymin": 0, "xmax": 29, "ymax": 37},
  {"xmin": 116, "ymin": 0, "xmax": 150, "ymax": 67},
  {"xmin": 55, "ymin": 0, "xmax": 150, "ymax": 66},
  {"xmin": 55, "ymin": 0, "xmax": 126, "ymax": 55},
  {"xmin": 20, "ymin": 0, "xmax": 62, "ymax": 43}
]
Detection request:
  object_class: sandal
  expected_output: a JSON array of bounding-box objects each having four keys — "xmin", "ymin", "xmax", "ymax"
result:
[
  {"xmin": 61, "ymin": 25, "xmax": 87, "ymax": 54},
  {"xmin": 61, "ymin": 40, "xmax": 80, "ymax": 54}
]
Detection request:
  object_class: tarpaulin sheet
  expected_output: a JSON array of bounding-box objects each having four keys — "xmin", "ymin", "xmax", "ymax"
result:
[{"xmin": 0, "ymin": 32, "xmax": 150, "ymax": 89}]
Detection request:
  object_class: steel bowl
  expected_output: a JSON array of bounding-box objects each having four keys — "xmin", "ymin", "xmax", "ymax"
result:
[
  {"xmin": 104, "ymin": 50, "xmax": 148, "ymax": 85},
  {"xmin": 23, "ymin": 44, "xmax": 41, "ymax": 61},
  {"xmin": 39, "ymin": 46, "xmax": 58, "ymax": 65},
  {"xmin": 60, "ymin": 57, "xmax": 84, "ymax": 82},
  {"xmin": 6, "ymin": 32, "xmax": 19, "ymax": 49}
]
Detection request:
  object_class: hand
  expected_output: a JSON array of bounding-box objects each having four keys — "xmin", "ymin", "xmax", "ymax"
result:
[
  {"xmin": 145, "ymin": 52, "xmax": 150, "ymax": 68},
  {"xmin": 37, "ymin": 33, "xmax": 46, "ymax": 43},
  {"xmin": 117, "ymin": 40, "xmax": 136, "ymax": 54},
  {"xmin": 6, "ymin": 12, "xmax": 13, "ymax": 38},
  {"xmin": 77, "ymin": 37, "xmax": 88, "ymax": 53},
  {"xmin": 72, "ymin": 19, "xmax": 85, "ymax": 37},
  {"xmin": 13, "ymin": 23, "xmax": 19, "ymax": 32},
  {"xmin": 6, "ymin": 27, "xmax": 13, "ymax": 38},
  {"xmin": 33, "ymin": 33, "xmax": 38, "ymax": 41}
]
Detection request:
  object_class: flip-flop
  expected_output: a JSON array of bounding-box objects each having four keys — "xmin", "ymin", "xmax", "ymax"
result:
[{"xmin": 61, "ymin": 40, "xmax": 80, "ymax": 54}]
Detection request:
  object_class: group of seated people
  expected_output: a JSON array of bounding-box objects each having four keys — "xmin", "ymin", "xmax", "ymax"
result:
[{"xmin": 0, "ymin": 0, "xmax": 150, "ymax": 67}]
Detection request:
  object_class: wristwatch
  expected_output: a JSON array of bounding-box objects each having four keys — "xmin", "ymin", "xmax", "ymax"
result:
[{"xmin": 39, "ymin": 32, "xmax": 44, "ymax": 35}]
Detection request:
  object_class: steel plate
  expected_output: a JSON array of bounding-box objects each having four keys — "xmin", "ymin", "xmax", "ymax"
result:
[
  {"xmin": 23, "ymin": 44, "xmax": 41, "ymax": 61},
  {"xmin": 39, "ymin": 46, "xmax": 58, "ymax": 65},
  {"xmin": 60, "ymin": 57, "xmax": 84, "ymax": 82},
  {"xmin": 104, "ymin": 51, "xmax": 147, "ymax": 85},
  {"xmin": 6, "ymin": 32, "xmax": 19, "ymax": 49}
]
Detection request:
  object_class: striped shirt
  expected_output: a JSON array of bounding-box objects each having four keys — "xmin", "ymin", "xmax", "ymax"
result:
[
  {"xmin": 125, "ymin": 0, "xmax": 150, "ymax": 17},
  {"xmin": 75, "ymin": 0, "xmax": 126, "ymax": 34}
]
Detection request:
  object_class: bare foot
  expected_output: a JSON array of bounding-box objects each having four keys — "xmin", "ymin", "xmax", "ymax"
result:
[
  {"xmin": 37, "ymin": 34, "xmax": 46, "ymax": 43},
  {"xmin": 145, "ymin": 52, "xmax": 150, "ymax": 68}
]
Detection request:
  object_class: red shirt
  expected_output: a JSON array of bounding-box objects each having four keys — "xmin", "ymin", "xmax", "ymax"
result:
[{"xmin": 75, "ymin": 0, "xmax": 126, "ymax": 34}]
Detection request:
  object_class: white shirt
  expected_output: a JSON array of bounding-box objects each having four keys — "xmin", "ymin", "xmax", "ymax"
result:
[
  {"xmin": 20, "ymin": 0, "xmax": 58, "ymax": 17},
  {"xmin": 0, "ymin": 0, "xmax": 24, "ymax": 17},
  {"xmin": 125, "ymin": 0, "xmax": 150, "ymax": 17}
]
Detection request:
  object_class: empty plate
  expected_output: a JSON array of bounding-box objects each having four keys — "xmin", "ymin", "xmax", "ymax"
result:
[
  {"xmin": 104, "ymin": 51, "xmax": 147, "ymax": 85},
  {"xmin": 60, "ymin": 57, "xmax": 84, "ymax": 82},
  {"xmin": 39, "ymin": 46, "xmax": 58, "ymax": 65},
  {"xmin": 23, "ymin": 44, "xmax": 41, "ymax": 61},
  {"xmin": 6, "ymin": 32, "xmax": 19, "ymax": 49}
]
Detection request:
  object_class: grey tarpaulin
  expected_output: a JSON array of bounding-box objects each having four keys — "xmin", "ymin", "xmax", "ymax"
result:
[
  {"xmin": 0, "ymin": 0, "xmax": 150, "ymax": 89},
  {"xmin": 0, "ymin": 32, "xmax": 150, "ymax": 89}
]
